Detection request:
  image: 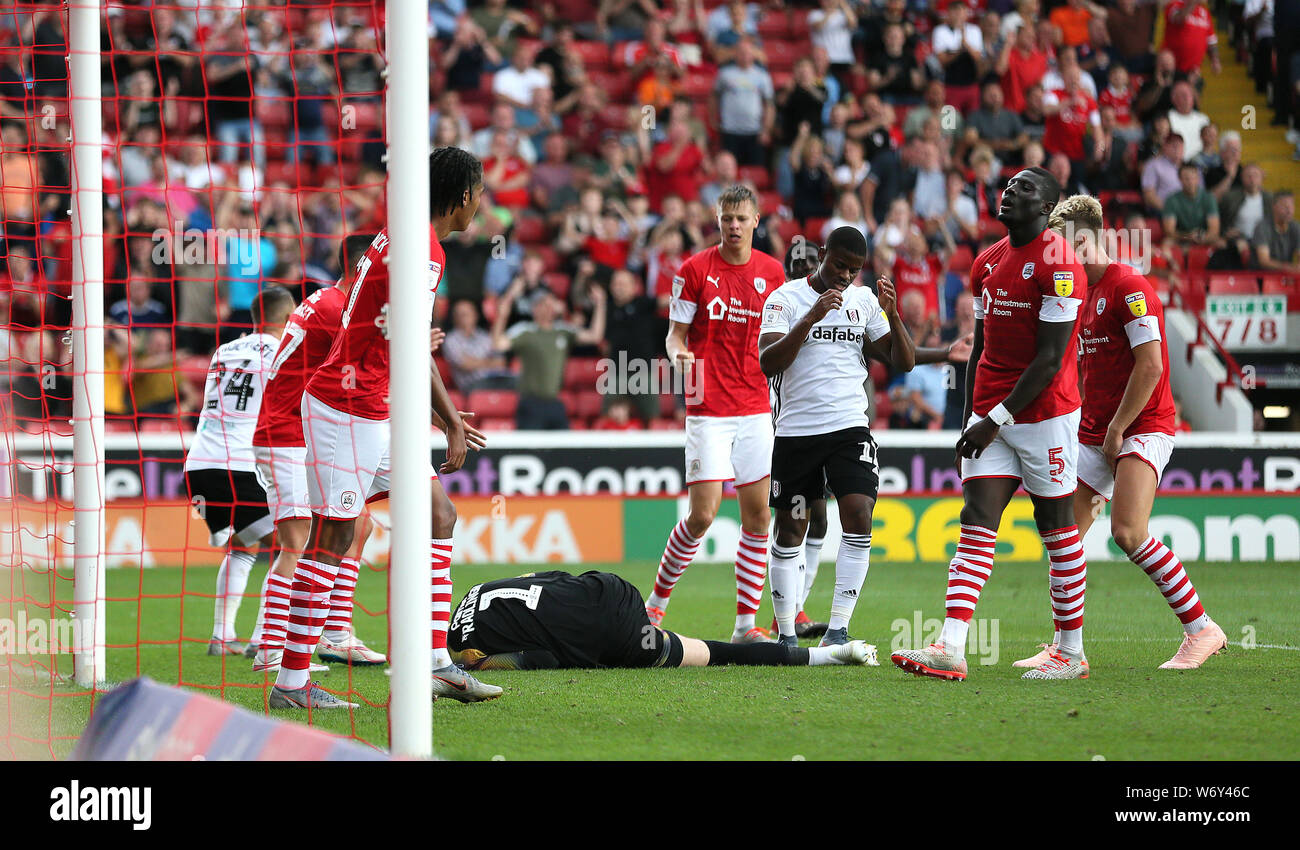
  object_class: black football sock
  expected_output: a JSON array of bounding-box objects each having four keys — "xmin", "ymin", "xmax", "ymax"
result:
[{"xmin": 704, "ymin": 640, "xmax": 809, "ymax": 666}]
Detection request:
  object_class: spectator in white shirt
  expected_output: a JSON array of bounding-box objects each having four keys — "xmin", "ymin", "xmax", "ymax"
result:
[
  {"xmin": 808, "ymin": 0, "xmax": 857, "ymax": 85},
  {"xmin": 931, "ymin": 0, "xmax": 984, "ymax": 114},
  {"xmin": 1167, "ymin": 81, "xmax": 1211, "ymax": 163},
  {"xmin": 492, "ymin": 43, "xmax": 551, "ymax": 113}
]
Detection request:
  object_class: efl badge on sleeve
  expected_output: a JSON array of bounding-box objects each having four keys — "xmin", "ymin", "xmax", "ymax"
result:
[
  {"xmin": 1125, "ymin": 291, "xmax": 1148, "ymax": 317},
  {"xmin": 672, "ymin": 275, "xmax": 685, "ymax": 300},
  {"xmin": 1053, "ymin": 271, "xmax": 1074, "ymax": 297}
]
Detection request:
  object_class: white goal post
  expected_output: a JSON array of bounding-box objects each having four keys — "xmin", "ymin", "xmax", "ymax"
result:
[{"xmin": 384, "ymin": 0, "xmax": 434, "ymax": 758}]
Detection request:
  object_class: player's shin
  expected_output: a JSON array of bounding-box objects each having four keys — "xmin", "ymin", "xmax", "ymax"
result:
[
  {"xmin": 1129, "ymin": 536, "xmax": 1210, "ymax": 634},
  {"xmin": 323, "ymin": 557, "xmax": 359, "ymax": 643},
  {"xmin": 801, "ymin": 534, "xmax": 824, "ymax": 608},
  {"xmin": 828, "ymin": 533, "xmax": 871, "ymax": 632},
  {"xmin": 214, "ymin": 550, "xmax": 256, "ymax": 642},
  {"xmin": 430, "ymin": 538, "xmax": 454, "ymax": 669},
  {"xmin": 941, "ymin": 524, "xmax": 998, "ymax": 656},
  {"xmin": 1044, "ymin": 526, "xmax": 1087, "ymax": 656},
  {"xmin": 768, "ymin": 541, "xmax": 803, "ymax": 638},
  {"xmin": 734, "ymin": 530, "xmax": 770, "ymax": 633},
  {"xmin": 647, "ymin": 519, "xmax": 702, "ymax": 611},
  {"xmin": 276, "ymin": 556, "xmax": 342, "ymax": 690},
  {"xmin": 704, "ymin": 640, "xmax": 807, "ymax": 666}
]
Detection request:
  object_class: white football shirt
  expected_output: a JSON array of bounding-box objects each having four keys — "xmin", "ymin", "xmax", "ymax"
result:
[
  {"xmin": 184, "ymin": 332, "xmax": 280, "ymax": 473},
  {"xmin": 759, "ymin": 278, "xmax": 892, "ymax": 437}
]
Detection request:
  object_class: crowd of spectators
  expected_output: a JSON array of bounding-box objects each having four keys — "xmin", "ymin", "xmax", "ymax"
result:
[{"xmin": 0, "ymin": 1, "xmax": 1297, "ymax": 435}]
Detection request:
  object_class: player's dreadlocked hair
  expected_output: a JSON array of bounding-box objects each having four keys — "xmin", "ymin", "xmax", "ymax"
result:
[
  {"xmin": 1025, "ymin": 166, "xmax": 1062, "ymax": 206},
  {"xmin": 826, "ymin": 225, "xmax": 868, "ymax": 258},
  {"xmin": 339, "ymin": 232, "xmax": 378, "ymax": 280},
  {"xmin": 251, "ymin": 285, "xmax": 296, "ymax": 328},
  {"xmin": 716, "ymin": 184, "xmax": 758, "ymax": 214},
  {"xmin": 430, "ymin": 146, "xmax": 484, "ymax": 218},
  {"xmin": 1048, "ymin": 195, "xmax": 1104, "ymax": 235}
]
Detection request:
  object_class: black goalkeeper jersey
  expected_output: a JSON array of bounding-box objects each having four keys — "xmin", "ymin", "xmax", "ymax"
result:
[{"xmin": 449, "ymin": 571, "xmax": 662, "ymax": 669}]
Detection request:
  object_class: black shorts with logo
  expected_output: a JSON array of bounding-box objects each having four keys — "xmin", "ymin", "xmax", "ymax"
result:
[
  {"xmin": 184, "ymin": 467, "xmax": 273, "ymax": 543},
  {"xmin": 769, "ymin": 426, "xmax": 880, "ymax": 511}
]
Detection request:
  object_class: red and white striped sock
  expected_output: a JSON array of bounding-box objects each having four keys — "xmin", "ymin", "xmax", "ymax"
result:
[
  {"xmin": 323, "ymin": 557, "xmax": 359, "ymax": 642},
  {"xmin": 1044, "ymin": 526, "xmax": 1087, "ymax": 655},
  {"xmin": 940, "ymin": 524, "xmax": 998, "ymax": 655},
  {"xmin": 276, "ymin": 558, "xmax": 339, "ymax": 691},
  {"xmin": 1130, "ymin": 536, "xmax": 1209, "ymax": 634},
  {"xmin": 734, "ymin": 530, "xmax": 769, "ymax": 632},
  {"xmin": 646, "ymin": 520, "xmax": 702, "ymax": 610},
  {"xmin": 259, "ymin": 572, "xmax": 293, "ymax": 655},
  {"xmin": 431, "ymin": 538, "xmax": 454, "ymax": 669}
]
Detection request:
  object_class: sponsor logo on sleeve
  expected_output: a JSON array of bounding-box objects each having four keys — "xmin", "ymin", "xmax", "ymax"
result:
[
  {"xmin": 1053, "ymin": 270, "xmax": 1074, "ymax": 297},
  {"xmin": 1124, "ymin": 291, "xmax": 1147, "ymax": 317}
]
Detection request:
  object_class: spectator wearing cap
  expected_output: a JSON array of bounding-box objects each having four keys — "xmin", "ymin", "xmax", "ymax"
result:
[
  {"xmin": 931, "ymin": 0, "xmax": 984, "ymax": 115},
  {"xmin": 492, "ymin": 282, "xmax": 606, "ymax": 431},
  {"xmin": 711, "ymin": 37, "xmax": 774, "ymax": 167},
  {"xmin": 1167, "ymin": 81, "xmax": 1210, "ymax": 163}
]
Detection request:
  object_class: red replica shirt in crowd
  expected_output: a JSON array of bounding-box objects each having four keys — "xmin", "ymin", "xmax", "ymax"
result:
[
  {"xmin": 306, "ymin": 230, "xmax": 446, "ymax": 421},
  {"xmin": 483, "ymin": 156, "xmax": 531, "ymax": 208},
  {"xmin": 1097, "ymin": 85, "xmax": 1134, "ymax": 126},
  {"xmin": 891, "ymin": 253, "xmax": 943, "ymax": 319},
  {"xmin": 1002, "ymin": 46, "xmax": 1048, "ymax": 113},
  {"xmin": 646, "ymin": 140, "xmax": 704, "ymax": 212},
  {"xmin": 668, "ymin": 244, "xmax": 786, "ymax": 417},
  {"xmin": 1163, "ymin": 0, "xmax": 1217, "ymax": 74},
  {"xmin": 970, "ymin": 230, "xmax": 1087, "ymax": 423},
  {"xmin": 254, "ymin": 284, "xmax": 346, "ymax": 447},
  {"xmin": 1078, "ymin": 264, "xmax": 1175, "ymax": 443},
  {"xmin": 1043, "ymin": 88, "xmax": 1098, "ymax": 161}
]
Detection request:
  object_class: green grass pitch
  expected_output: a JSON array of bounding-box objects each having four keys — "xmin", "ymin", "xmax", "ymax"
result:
[{"xmin": 3, "ymin": 559, "xmax": 1298, "ymax": 760}]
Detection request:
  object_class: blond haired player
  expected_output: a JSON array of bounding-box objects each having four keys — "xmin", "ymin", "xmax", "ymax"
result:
[
  {"xmin": 645, "ymin": 185, "xmax": 788, "ymax": 644},
  {"xmin": 1013, "ymin": 195, "xmax": 1226, "ymax": 669}
]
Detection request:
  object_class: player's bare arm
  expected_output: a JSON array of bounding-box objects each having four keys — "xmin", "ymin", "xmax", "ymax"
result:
[
  {"xmin": 861, "ymin": 276, "xmax": 916, "ymax": 372},
  {"xmin": 758, "ymin": 288, "xmax": 842, "ymax": 377},
  {"xmin": 1102, "ymin": 340, "xmax": 1163, "ymax": 469},
  {"xmin": 666, "ymin": 320, "xmax": 695, "ymax": 372}
]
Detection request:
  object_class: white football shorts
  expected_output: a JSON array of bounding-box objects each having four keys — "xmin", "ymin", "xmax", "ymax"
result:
[
  {"xmin": 961, "ymin": 409, "xmax": 1081, "ymax": 499},
  {"xmin": 1076, "ymin": 432, "xmax": 1175, "ymax": 501},
  {"xmin": 254, "ymin": 444, "xmax": 311, "ymax": 523},
  {"xmin": 683, "ymin": 413, "xmax": 775, "ymax": 487}
]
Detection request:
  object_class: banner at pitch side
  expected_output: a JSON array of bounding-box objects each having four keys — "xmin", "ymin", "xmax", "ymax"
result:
[
  {"xmin": 623, "ymin": 495, "xmax": 1300, "ymax": 563},
  {"xmin": 11, "ymin": 433, "xmax": 1300, "ymax": 501},
  {"xmin": 0, "ymin": 497, "xmax": 625, "ymax": 569}
]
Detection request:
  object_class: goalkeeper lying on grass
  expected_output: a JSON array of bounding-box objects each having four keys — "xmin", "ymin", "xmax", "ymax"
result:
[{"xmin": 448, "ymin": 571, "xmax": 878, "ymax": 670}]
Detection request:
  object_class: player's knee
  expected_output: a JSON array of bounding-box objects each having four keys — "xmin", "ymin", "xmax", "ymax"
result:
[
  {"xmin": 432, "ymin": 500, "xmax": 457, "ymax": 537},
  {"xmin": 1110, "ymin": 521, "xmax": 1148, "ymax": 556},
  {"xmin": 807, "ymin": 502, "xmax": 829, "ymax": 539},
  {"xmin": 316, "ymin": 518, "xmax": 355, "ymax": 556},
  {"xmin": 684, "ymin": 506, "xmax": 717, "ymax": 537},
  {"xmin": 773, "ymin": 518, "xmax": 806, "ymax": 549}
]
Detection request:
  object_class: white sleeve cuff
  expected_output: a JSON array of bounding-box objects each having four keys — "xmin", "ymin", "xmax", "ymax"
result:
[
  {"xmin": 1039, "ymin": 295, "xmax": 1082, "ymax": 322},
  {"xmin": 1124, "ymin": 315, "xmax": 1162, "ymax": 347},
  {"xmin": 972, "ymin": 297, "xmax": 985, "ymax": 320},
  {"xmin": 669, "ymin": 300, "xmax": 698, "ymax": 324}
]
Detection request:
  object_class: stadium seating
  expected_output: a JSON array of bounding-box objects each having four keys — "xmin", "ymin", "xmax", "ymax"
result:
[
  {"xmin": 467, "ymin": 390, "xmax": 520, "ymax": 420},
  {"xmin": 1208, "ymin": 274, "xmax": 1260, "ymax": 296},
  {"xmin": 1260, "ymin": 274, "xmax": 1300, "ymax": 311}
]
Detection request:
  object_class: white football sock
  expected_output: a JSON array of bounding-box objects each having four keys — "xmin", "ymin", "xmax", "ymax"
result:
[
  {"xmin": 768, "ymin": 542, "xmax": 803, "ymax": 637},
  {"xmin": 939, "ymin": 617, "xmax": 970, "ymax": 658},
  {"xmin": 827, "ymin": 533, "xmax": 871, "ymax": 632},
  {"xmin": 213, "ymin": 550, "xmax": 256, "ymax": 641},
  {"xmin": 801, "ymin": 535, "xmax": 824, "ymax": 609}
]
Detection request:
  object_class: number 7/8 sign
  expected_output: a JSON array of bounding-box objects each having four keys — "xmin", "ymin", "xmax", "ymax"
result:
[{"xmin": 1206, "ymin": 295, "xmax": 1288, "ymax": 350}]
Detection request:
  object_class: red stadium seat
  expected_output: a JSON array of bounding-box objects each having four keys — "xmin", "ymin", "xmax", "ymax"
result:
[
  {"xmin": 1176, "ymin": 273, "xmax": 1207, "ymax": 313},
  {"xmin": 1207, "ymin": 273, "xmax": 1259, "ymax": 296},
  {"xmin": 738, "ymin": 164, "xmax": 771, "ymax": 190},
  {"xmin": 535, "ymin": 245, "xmax": 563, "ymax": 272},
  {"xmin": 948, "ymin": 244, "xmax": 974, "ymax": 272},
  {"xmin": 447, "ymin": 390, "xmax": 465, "ymax": 412},
  {"xmin": 788, "ymin": 11, "xmax": 811, "ymax": 39},
  {"xmin": 659, "ymin": 392, "xmax": 678, "ymax": 418},
  {"xmin": 461, "ymin": 102, "xmax": 491, "ymax": 130},
  {"xmin": 1186, "ymin": 244, "xmax": 1212, "ymax": 272},
  {"xmin": 570, "ymin": 39, "xmax": 610, "ymax": 68},
  {"xmin": 573, "ymin": 390, "xmax": 605, "ymax": 422},
  {"xmin": 1260, "ymin": 274, "xmax": 1300, "ymax": 311},
  {"xmin": 777, "ymin": 217, "xmax": 803, "ymax": 245},
  {"xmin": 553, "ymin": 0, "xmax": 598, "ymax": 24},
  {"xmin": 564, "ymin": 357, "xmax": 603, "ymax": 391},
  {"xmin": 543, "ymin": 272, "xmax": 571, "ymax": 301},
  {"xmin": 872, "ymin": 392, "xmax": 892, "ymax": 426},
  {"xmin": 758, "ymin": 11, "xmax": 790, "ymax": 40},
  {"xmin": 805, "ymin": 216, "xmax": 829, "ymax": 235},
  {"xmin": 478, "ymin": 417, "xmax": 516, "ymax": 432},
  {"xmin": 762, "ymin": 39, "xmax": 800, "ymax": 72},
  {"xmin": 679, "ymin": 71, "xmax": 716, "ymax": 99},
  {"xmin": 758, "ymin": 190, "xmax": 785, "ymax": 215},
  {"xmin": 513, "ymin": 215, "xmax": 548, "ymax": 244},
  {"xmin": 769, "ymin": 70, "xmax": 793, "ymax": 92},
  {"xmin": 467, "ymin": 390, "xmax": 519, "ymax": 419},
  {"xmin": 650, "ymin": 418, "xmax": 683, "ymax": 430}
]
